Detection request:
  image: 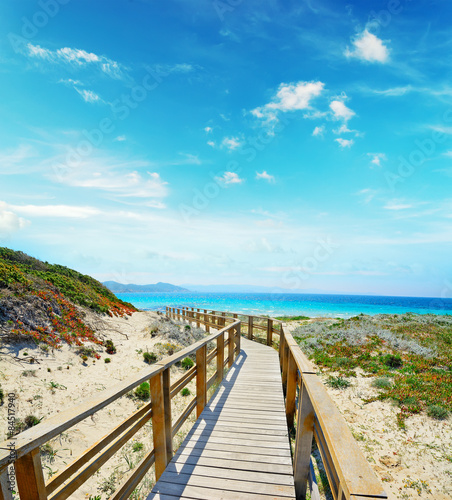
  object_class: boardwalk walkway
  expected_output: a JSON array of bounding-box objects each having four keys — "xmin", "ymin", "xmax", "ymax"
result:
[{"xmin": 148, "ymin": 337, "xmax": 295, "ymax": 499}]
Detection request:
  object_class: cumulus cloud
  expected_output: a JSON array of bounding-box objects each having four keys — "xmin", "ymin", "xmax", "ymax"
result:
[
  {"xmin": 204, "ymin": 126, "xmax": 213, "ymax": 133},
  {"xmin": 312, "ymin": 125, "xmax": 325, "ymax": 137},
  {"xmin": 256, "ymin": 171, "xmax": 275, "ymax": 183},
  {"xmin": 368, "ymin": 153, "xmax": 387, "ymax": 167},
  {"xmin": 335, "ymin": 138, "xmax": 354, "ymax": 148},
  {"xmin": 251, "ymin": 81, "xmax": 324, "ymax": 129},
  {"xmin": 345, "ymin": 29, "xmax": 389, "ymax": 63},
  {"xmin": 217, "ymin": 172, "xmax": 244, "ymax": 185},
  {"xmin": 221, "ymin": 136, "xmax": 242, "ymax": 150},
  {"xmin": 0, "ymin": 202, "xmax": 29, "ymax": 235},
  {"xmin": 330, "ymin": 99, "xmax": 355, "ymax": 122}
]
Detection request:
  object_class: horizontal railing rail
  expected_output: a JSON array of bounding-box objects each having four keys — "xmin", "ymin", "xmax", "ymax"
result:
[
  {"xmin": 0, "ymin": 315, "xmax": 241, "ymax": 500},
  {"xmin": 169, "ymin": 305, "xmax": 282, "ymax": 348},
  {"xmin": 171, "ymin": 306, "xmax": 386, "ymax": 500}
]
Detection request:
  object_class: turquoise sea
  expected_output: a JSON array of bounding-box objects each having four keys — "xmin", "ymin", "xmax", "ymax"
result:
[{"xmin": 116, "ymin": 292, "xmax": 452, "ymax": 318}]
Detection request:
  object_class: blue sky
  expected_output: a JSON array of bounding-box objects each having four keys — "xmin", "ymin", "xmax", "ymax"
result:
[{"xmin": 1, "ymin": 0, "xmax": 452, "ymax": 297}]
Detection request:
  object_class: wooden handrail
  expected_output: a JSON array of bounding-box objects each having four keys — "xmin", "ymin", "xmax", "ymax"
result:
[
  {"xmin": 171, "ymin": 306, "xmax": 386, "ymax": 500},
  {"xmin": 0, "ymin": 312, "xmax": 241, "ymax": 500},
  {"xmin": 279, "ymin": 323, "xmax": 387, "ymax": 500}
]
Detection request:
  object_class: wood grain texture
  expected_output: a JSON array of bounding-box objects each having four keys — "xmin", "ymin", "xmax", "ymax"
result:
[{"xmin": 147, "ymin": 338, "xmax": 295, "ymax": 500}]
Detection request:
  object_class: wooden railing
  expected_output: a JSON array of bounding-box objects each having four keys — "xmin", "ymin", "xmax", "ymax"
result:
[
  {"xmin": 0, "ymin": 316, "xmax": 241, "ymax": 500},
  {"xmin": 171, "ymin": 306, "xmax": 387, "ymax": 500},
  {"xmin": 167, "ymin": 306, "xmax": 282, "ymax": 347}
]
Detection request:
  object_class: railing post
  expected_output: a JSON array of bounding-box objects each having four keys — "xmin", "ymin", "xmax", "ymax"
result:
[
  {"xmin": 293, "ymin": 380, "xmax": 315, "ymax": 500},
  {"xmin": 267, "ymin": 319, "xmax": 273, "ymax": 346},
  {"xmin": 217, "ymin": 332, "xmax": 224, "ymax": 383},
  {"xmin": 235, "ymin": 323, "xmax": 241, "ymax": 354},
  {"xmin": 204, "ymin": 310, "xmax": 210, "ymax": 333},
  {"xmin": 150, "ymin": 371, "xmax": 167, "ymax": 481},
  {"xmin": 282, "ymin": 339, "xmax": 289, "ymax": 389},
  {"xmin": 196, "ymin": 311, "xmax": 200, "ymax": 328},
  {"xmin": 248, "ymin": 316, "xmax": 253, "ymax": 340},
  {"xmin": 228, "ymin": 327, "xmax": 234, "ymax": 368},
  {"xmin": 0, "ymin": 465, "xmax": 13, "ymax": 500},
  {"xmin": 279, "ymin": 327, "xmax": 286, "ymax": 369},
  {"xmin": 196, "ymin": 346, "xmax": 207, "ymax": 418},
  {"xmin": 162, "ymin": 368, "xmax": 173, "ymax": 462},
  {"xmin": 221, "ymin": 312, "xmax": 226, "ymax": 327},
  {"xmin": 285, "ymin": 351, "xmax": 297, "ymax": 428},
  {"xmin": 15, "ymin": 447, "xmax": 47, "ymax": 500}
]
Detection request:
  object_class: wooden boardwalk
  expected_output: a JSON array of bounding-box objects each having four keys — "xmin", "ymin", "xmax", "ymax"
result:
[{"xmin": 147, "ymin": 338, "xmax": 295, "ymax": 499}]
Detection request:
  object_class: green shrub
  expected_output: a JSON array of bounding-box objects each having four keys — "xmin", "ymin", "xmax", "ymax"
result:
[
  {"xmin": 135, "ymin": 382, "xmax": 150, "ymax": 400},
  {"xmin": 384, "ymin": 354, "xmax": 402, "ymax": 368},
  {"xmin": 132, "ymin": 442, "xmax": 144, "ymax": 452},
  {"xmin": 326, "ymin": 376, "xmax": 351, "ymax": 389},
  {"xmin": 185, "ymin": 325, "xmax": 191, "ymax": 331},
  {"xmin": 181, "ymin": 357, "xmax": 194, "ymax": 370},
  {"xmin": 181, "ymin": 388, "xmax": 191, "ymax": 397},
  {"xmin": 105, "ymin": 358, "xmax": 111, "ymax": 363},
  {"xmin": 104, "ymin": 340, "xmax": 116, "ymax": 354},
  {"xmin": 143, "ymin": 352, "xmax": 157, "ymax": 364},
  {"xmin": 24, "ymin": 415, "xmax": 41, "ymax": 427},
  {"xmin": 372, "ymin": 377, "xmax": 392, "ymax": 389},
  {"xmin": 427, "ymin": 405, "xmax": 449, "ymax": 420}
]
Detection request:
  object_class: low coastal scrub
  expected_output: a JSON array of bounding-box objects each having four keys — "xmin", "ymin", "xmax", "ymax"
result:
[
  {"xmin": 0, "ymin": 247, "xmax": 137, "ymax": 350},
  {"xmin": 143, "ymin": 351, "xmax": 157, "ymax": 364},
  {"xmin": 293, "ymin": 313, "xmax": 452, "ymax": 427},
  {"xmin": 135, "ymin": 382, "xmax": 150, "ymax": 400}
]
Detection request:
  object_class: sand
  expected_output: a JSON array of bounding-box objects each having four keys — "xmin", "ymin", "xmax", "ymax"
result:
[{"xmin": 1, "ymin": 313, "xmax": 450, "ymax": 499}]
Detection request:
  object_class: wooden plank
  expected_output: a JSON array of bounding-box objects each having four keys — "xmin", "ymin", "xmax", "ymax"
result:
[
  {"xmin": 150, "ymin": 371, "xmax": 167, "ymax": 481},
  {"xmin": 216, "ymin": 333, "xmax": 224, "ymax": 383},
  {"xmin": 110, "ymin": 449, "xmax": 155, "ymax": 500},
  {"xmin": 149, "ymin": 482, "xmax": 291, "ymax": 500},
  {"xmin": 15, "ymin": 448, "xmax": 47, "ymax": 500},
  {"xmin": 157, "ymin": 471, "xmax": 295, "ymax": 497},
  {"xmin": 0, "ymin": 465, "xmax": 13, "ymax": 500},
  {"xmin": 293, "ymin": 381, "xmax": 314, "ymax": 500},
  {"xmin": 285, "ymin": 351, "xmax": 297, "ymax": 428},
  {"xmin": 196, "ymin": 345, "xmax": 207, "ymax": 418},
  {"xmin": 162, "ymin": 368, "xmax": 173, "ymax": 462},
  {"xmin": 173, "ymin": 453, "xmax": 293, "ymax": 475},
  {"xmin": 46, "ymin": 401, "xmax": 152, "ymax": 494}
]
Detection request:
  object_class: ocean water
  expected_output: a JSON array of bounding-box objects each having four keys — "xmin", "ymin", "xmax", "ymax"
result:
[{"xmin": 116, "ymin": 292, "xmax": 452, "ymax": 318}]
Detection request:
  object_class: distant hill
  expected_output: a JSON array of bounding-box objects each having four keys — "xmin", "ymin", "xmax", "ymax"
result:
[
  {"xmin": 0, "ymin": 247, "xmax": 137, "ymax": 349},
  {"xmin": 103, "ymin": 281, "xmax": 189, "ymax": 293}
]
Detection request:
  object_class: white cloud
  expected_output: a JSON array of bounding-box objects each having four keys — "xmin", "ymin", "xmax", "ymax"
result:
[
  {"xmin": 330, "ymin": 99, "xmax": 355, "ymax": 122},
  {"xmin": 9, "ymin": 204, "xmax": 101, "ymax": 218},
  {"xmin": 335, "ymin": 138, "xmax": 354, "ymax": 148},
  {"xmin": 221, "ymin": 136, "xmax": 242, "ymax": 150},
  {"xmin": 207, "ymin": 140, "xmax": 215, "ymax": 148},
  {"xmin": 0, "ymin": 203, "xmax": 29, "ymax": 235},
  {"xmin": 251, "ymin": 81, "xmax": 324, "ymax": 130},
  {"xmin": 114, "ymin": 135, "xmax": 127, "ymax": 142},
  {"xmin": 384, "ymin": 201, "xmax": 413, "ymax": 210},
  {"xmin": 217, "ymin": 172, "xmax": 244, "ymax": 185},
  {"xmin": 53, "ymin": 158, "xmax": 168, "ymax": 199},
  {"xmin": 75, "ymin": 88, "xmax": 101, "ymax": 103},
  {"xmin": 204, "ymin": 126, "xmax": 213, "ymax": 134},
  {"xmin": 368, "ymin": 153, "xmax": 387, "ymax": 167},
  {"xmin": 25, "ymin": 43, "xmax": 125, "ymax": 78},
  {"xmin": 256, "ymin": 171, "xmax": 275, "ymax": 183},
  {"xmin": 357, "ymin": 188, "xmax": 377, "ymax": 204},
  {"xmin": 312, "ymin": 125, "xmax": 325, "ymax": 137},
  {"xmin": 0, "ymin": 144, "xmax": 37, "ymax": 170},
  {"xmin": 345, "ymin": 29, "xmax": 389, "ymax": 63}
]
